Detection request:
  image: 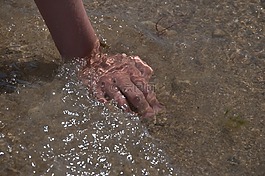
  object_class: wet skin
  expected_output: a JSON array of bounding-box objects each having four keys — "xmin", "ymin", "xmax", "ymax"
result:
[
  {"xmin": 80, "ymin": 41, "xmax": 163, "ymax": 118},
  {"xmin": 34, "ymin": 0, "xmax": 162, "ymax": 118}
]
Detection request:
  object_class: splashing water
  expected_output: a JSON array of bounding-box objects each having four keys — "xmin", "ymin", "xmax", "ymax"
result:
[{"xmin": 0, "ymin": 60, "xmax": 178, "ymax": 175}]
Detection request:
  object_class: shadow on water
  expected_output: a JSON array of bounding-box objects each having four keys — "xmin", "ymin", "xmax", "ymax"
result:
[{"xmin": 0, "ymin": 58, "xmax": 59, "ymax": 94}]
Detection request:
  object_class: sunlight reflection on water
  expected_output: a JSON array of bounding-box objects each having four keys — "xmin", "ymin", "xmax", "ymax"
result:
[
  {"xmin": 0, "ymin": 60, "xmax": 178, "ymax": 175},
  {"xmin": 30, "ymin": 61, "xmax": 177, "ymax": 175}
]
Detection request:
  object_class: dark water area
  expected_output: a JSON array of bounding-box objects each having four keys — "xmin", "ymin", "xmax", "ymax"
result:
[{"xmin": 0, "ymin": 0, "xmax": 265, "ymax": 175}]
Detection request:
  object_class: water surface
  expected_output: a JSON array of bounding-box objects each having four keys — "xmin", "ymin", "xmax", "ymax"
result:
[{"xmin": 0, "ymin": 0, "xmax": 265, "ymax": 175}]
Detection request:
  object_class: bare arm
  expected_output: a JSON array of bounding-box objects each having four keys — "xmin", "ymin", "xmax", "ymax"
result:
[
  {"xmin": 34, "ymin": 0, "xmax": 163, "ymax": 118},
  {"xmin": 34, "ymin": 0, "xmax": 98, "ymax": 60}
]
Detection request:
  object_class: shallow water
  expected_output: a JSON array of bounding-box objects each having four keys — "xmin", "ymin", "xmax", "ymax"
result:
[
  {"xmin": 1, "ymin": 0, "xmax": 265, "ymax": 175},
  {"xmin": 0, "ymin": 61, "xmax": 177, "ymax": 175}
]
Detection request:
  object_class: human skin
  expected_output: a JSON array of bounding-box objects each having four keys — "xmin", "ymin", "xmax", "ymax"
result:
[
  {"xmin": 34, "ymin": 0, "xmax": 97, "ymax": 59},
  {"xmin": 34, "ymin": 0, "xmax": 163, "ymax": 117}
]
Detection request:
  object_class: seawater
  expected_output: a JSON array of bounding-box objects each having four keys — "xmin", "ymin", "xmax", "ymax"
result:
[{"xmin": 0, "ymin": 60, "xmax": 178, "ymax": 175}]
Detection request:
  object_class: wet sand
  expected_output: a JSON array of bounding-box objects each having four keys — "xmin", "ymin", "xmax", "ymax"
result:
[{"xmin": 1, "ymin": 0, "xmax": 265, "ymax": 175}]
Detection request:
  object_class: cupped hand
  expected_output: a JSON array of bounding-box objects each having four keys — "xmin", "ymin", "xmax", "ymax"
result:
[{"xmin": 80, "ymin": 43, "xmax": 163, "ymax": 118}]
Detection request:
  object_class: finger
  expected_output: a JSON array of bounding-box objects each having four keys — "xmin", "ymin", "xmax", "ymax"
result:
[
  {"xmin": 130, "ymin": 56, "xmax": 153, "ymax": 81},
  {"xmin": 113, "ymin": 73, "xmax": 154, "ymax": 116},
  {"xmin": 130, "ymin": 74, "xmax": 164, "ymax": 114},
  {"xmin": 98, "ymin": 75, "xmax": 130, "ymax": 112},
  {"xmin": 125, "ymin": 65, "xmax": 163, "ymax": 114},
  {"xmin": 95, "ymin": 81, "xmax": 107, "ymax": 103},
  {"xmin": 105, "ymin": 87, "xmax": 130, "ymax": 112}
]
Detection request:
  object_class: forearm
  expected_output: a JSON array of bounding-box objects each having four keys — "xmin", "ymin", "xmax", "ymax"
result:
[{"xmin": 34, "ymin": 0, "xmax": 98, "ymax": 60}]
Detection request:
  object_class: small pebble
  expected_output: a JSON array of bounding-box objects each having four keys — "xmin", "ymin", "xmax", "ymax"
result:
[{"xmin": 212, "ymin": 28, "xmax": 226, "ymax": 38}]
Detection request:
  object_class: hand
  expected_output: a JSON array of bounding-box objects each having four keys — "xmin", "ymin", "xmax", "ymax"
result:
[{"xmin": 80, "ymin": 42, "xmax": 163, "ymax": 118}]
